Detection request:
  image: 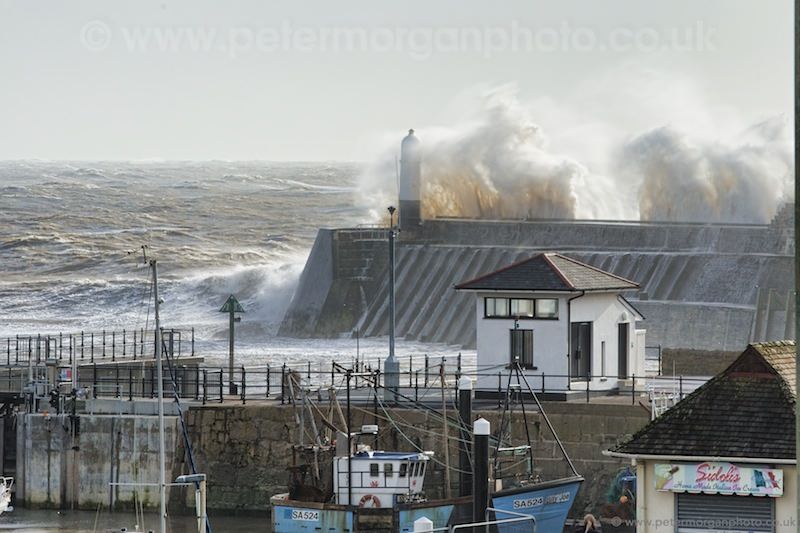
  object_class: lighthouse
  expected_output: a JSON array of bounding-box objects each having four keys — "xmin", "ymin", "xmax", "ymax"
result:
[{"xmin": 399, "ymin": 129, "xmax": 421, "ymax": 229}]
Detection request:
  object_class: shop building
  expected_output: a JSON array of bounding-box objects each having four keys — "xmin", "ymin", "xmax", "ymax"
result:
[{"xmin": 605, "ymin": 341, "xmax": 797, "ymax": 532}]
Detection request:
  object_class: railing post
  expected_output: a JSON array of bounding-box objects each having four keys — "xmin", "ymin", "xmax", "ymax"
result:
[
  {"xmin": 129, "ymin": 368, "xmax": 133, "ymax": 401},
  {"xmin": 202, "ymin": 370, "xmax": 208, "ymax": 405},
  {"xmin": 90, "ymin": 332, "xmax": 94, "ymax": 362},
  {"xmin": 632, "ymin": 373, "xmax": 636, "ymax": 405},
  {"xmin": 122, "ymin": 329, "xmax": 126, "ymax": 356},
  {"xmin": 241, "ymin": 366, "xmax": 246, "ymax": 405},
  {"xmin": 679, "ymin": 375, "xmax": 683, "ymax": 400},
  {"xmin": 112, "ymin": 331, "xmax": 116, "ymax": 361},
  {"xmin": 266, "ymin": 365, "xmax": 271, "ymax": 398},
  {"xmin": 424, "ymin": 354, "xmax": 429, "ymax": 386},
  {"xmin": 102, "ymin": 330, "xmax": 106, "ymax": 358},
  {"xmin": 497, "ymin": 372, "xmax": 502, "ymax": 408},
  {"xmin": 218, "ymin": 371, "xmax": 223, "ymax": 403},
  {"xmin": 307, "ymin": 361, "xmax": 311, "ymax": 380},
  {"xmin": 195, "ymin": 367, "xmax": 200, "ymax": 400},
  {"xmin": 658, "ymin": 344, "xmax": 662, "ymax": 376},
  {"xmin": 281, "ymin": 363, "xmax": 286, "ymax": 405},
  {"xmin": 191, "ymin": 327, "xmax": 195, "ymax": 357},
  {"xmin": 93, "ymin": 363, "xmax": 98, "ymax": 398},
  {"xmin": 586, "ymin": 377, "xmax": 590, "ymax": 403},
  {"xmin": 6, "ymin": 339, "xmax": 9, "ymax": 366},
  {"xmin": 331, "ymin": 361, "xmax": 335, "ymax": 388},
  {"xmin": 59, "ymin": 332, "xmax": 63, "ymax": 359},
  {"xmin": 541, "ymin": 372, "xmax": 545, "ymax": 394},
  {"xmin": 150, "ymin": 367, "xmax": 155, "ymax": 398},
  {"xmin": 415, "ymin": 370, "xmax": 419, "ymax": 402},
  {"xmin": 115, "ymin": 365, "xmax": 120, "ymax": 398},
  {"xmin": 457, "ymin": 352, "xmax": 462, "ymax": 378},
  {"xmin": 81, "ymin": 331, "xmax": 85, "ymax": 360}
]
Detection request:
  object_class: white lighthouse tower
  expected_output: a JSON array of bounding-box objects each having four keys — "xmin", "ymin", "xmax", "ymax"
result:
[{"xmin": 399, "ymin": 129, "xmax": 421, "ymax": 229}]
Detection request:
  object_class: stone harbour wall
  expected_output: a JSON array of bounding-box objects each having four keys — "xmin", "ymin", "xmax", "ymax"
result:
[{"xmin": 183, "ymin": 400, "xmax": 650, "ymax": 517}]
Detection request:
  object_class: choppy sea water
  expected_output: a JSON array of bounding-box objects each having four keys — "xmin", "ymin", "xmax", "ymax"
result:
[{"xmin": 0, "ymin": 161, "xmax": 470, "ymax": 367}]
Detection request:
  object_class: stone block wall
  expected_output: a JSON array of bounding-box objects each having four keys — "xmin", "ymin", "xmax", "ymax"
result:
[{"xmin": 183, "ymin": 400, "xmax": 650, "ymax": 517}]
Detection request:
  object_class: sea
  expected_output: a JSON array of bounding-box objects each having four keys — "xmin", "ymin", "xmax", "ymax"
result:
[
  {"xmin": 0, "ymin": 161, "xmax": 470, "ymax": 366},
  {"xmin": 0, "ymin": 160, "xmax": 471, "ymax": 531}
]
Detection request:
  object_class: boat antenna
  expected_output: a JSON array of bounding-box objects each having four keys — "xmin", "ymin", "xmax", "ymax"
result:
[{"xmin": 151, "ymin": 257, "xmax": 167, "ymax": 533}]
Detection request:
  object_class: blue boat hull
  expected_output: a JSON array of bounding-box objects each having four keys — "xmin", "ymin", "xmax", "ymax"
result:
[{"xmin": 273, "ymin": 477, "xmax": 583, "ymax": 532}]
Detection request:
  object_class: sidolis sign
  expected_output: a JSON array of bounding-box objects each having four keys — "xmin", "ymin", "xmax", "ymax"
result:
[{"xmin": 655, "ymin": 462, "xmax": 783, "ymax": 497}]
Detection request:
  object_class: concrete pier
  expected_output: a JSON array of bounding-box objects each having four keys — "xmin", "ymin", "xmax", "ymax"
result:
[{"xmin": 280, "ymin": 208, "xmax": 795, "ymax": 351}]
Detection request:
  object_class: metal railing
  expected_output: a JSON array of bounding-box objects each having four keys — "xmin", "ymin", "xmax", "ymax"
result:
[
  {"xmin": 54, "ymin": 361, "xmax": 708, "ymax": 410},
  {"xmin": 1, "ymin": 328, "xmax": 195, "ymax": 366}
]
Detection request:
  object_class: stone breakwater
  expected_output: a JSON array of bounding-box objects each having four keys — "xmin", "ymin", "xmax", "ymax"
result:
[{"xmin": 183, "ymin": 400, "xmax": 650, "ymax": 517}]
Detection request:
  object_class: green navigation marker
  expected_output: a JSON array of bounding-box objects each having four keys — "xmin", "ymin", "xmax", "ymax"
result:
[
  {"xmin": 219, "ymin": 295, "xmax": 245, "ymax": 314},
  {"xmin": 220, "ymin": 294, "xmax": 245, "ymax": 395}
]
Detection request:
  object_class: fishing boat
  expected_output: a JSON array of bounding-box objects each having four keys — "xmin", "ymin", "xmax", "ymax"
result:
[{"xmin": 270, "ymin": 363, "xmax": 583, "ymax": 532}]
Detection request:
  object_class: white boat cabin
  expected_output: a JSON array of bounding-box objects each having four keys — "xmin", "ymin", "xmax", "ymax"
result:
[{"xmin": 333, "ymin": 450, "xmax": 430, "ymax": 508}]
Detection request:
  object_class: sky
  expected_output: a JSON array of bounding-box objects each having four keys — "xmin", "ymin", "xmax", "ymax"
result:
[{"xmin": 0, "ymin": 0, "xmax": 793, "ymax": 161}]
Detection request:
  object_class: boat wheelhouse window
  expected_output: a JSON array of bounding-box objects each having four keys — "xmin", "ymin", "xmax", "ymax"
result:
[
  {"xmin": 370, "ymin": 463, "xmax": 379, "ymax": 477},
  {"xmin": 535, "ymin": 298, "xmax": 558, "ymax": 319},
  {"xmin": 485, "ymin": 297, "xmax": 509, "ymax": 317},
  {"xmin": 510, "ymin": 329, "xmax": 534, "ymax": 369},
  {"xmin": 384, "ymin": 463, "xmax": 393, "ymax": 477},
  {"xmin": 399, "ymin": 463, "xmax": 408, "ymax": 477},
  {"xmin": 510, "ymin": 298, "xmax": 534, "ymax": 318}
]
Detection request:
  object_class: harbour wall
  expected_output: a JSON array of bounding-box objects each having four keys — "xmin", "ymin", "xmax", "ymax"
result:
[
  {"xmin": 14, "ymin": 400, "xmax": 651, "ymax": 517},
  {"xmin": 16, "ymin": 408, "xmax": 181, "ymax": 510},
  {"xmin": 182, "ymin": 401, "xmax": 651, "ymax": 518},
  {"xmin": 279, "ymin": 209, "xmax": 795, "ymax": 352}
]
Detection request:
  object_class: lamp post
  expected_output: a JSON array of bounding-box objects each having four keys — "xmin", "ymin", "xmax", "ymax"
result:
[{"xmin": 384, "ymin": 206, "xmax": 400, "ymax": 403}]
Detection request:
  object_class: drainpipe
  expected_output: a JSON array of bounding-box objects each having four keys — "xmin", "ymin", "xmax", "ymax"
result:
[
  {"xmin": 566, "ymin": 291, "xmax": 585, "ymax": 391},
  {"xmin": 636, "ymin": 459, "xmax": 646, "ymax": 530}
]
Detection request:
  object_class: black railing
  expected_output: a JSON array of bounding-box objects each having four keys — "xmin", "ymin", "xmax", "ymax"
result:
[
  {"xmin": 1, "ymin": 328, "xmax": 195, "ymax": 366},
  {"xmin": 66, "ymin": 361, "xmax": 707, "ymax": 408}
]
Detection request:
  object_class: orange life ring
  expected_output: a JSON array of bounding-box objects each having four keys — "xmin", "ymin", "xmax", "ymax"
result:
[{"xmin": 358, "ymin": 494, "xmax": 381, "ymax": 508}]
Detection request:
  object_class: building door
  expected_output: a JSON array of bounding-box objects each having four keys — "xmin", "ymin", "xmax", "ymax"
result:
[
  {"xmin": 618, "ymin": 323, "xmax": 629, "ymax": 378},
  {"xmin": 570, "ymin": 322, "xmax": 592, "ymax": 379},
  {"xmin": 676, "ymin": 493, "xmax": 774, "ymax": 532}
]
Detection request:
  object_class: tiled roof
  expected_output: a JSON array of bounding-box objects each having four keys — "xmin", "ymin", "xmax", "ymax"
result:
[
  {"xmin": 454, "ymin": 253, "xmax": 639, "ymax": 292},
  {"xmin": 611, "ymin": 341, "xmax": 796, "ymax": 460}
]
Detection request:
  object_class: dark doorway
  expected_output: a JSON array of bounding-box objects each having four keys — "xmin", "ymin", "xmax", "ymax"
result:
[
  {"xmin": 618, "ymin": 323, "xmax": 629, "ymax": 378},
  {"xmin": 570, "ymin": 322, "xmax": 592, "ymax": 379}
]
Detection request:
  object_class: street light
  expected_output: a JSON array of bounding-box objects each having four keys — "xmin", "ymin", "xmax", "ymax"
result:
[{"xmin": 384, "ymin": 206, "xmax": 399, "ymax": 402}]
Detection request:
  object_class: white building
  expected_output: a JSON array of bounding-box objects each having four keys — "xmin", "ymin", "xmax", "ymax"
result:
[{"xmin": 455, "ymin": 252, "xmax": 645, "ymax": 396}]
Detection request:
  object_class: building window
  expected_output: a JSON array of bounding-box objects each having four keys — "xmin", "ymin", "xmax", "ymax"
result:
[
  {"xmin": 370, "ymin": 463, "xmax": 379, "ymax": 477},
  {"xmin": 535, "ymin": 298, "xmax": 558, "ymax": 318},
  {"xmin": 601, "ymin": 340, "xmax": 606, "ymax": 377},
  {"xmin": 485, "ymin": 297, "xmax": 558, "ymax": 319},
  {"xmin": 510, "ymin": 298, "xmax": 534, "ymax": 317},
  {"xmin": 485, "ymin": 297, "xmax": 509, "ymax": 317},
  {"xmin": 510, "ymin": 329, "xmax": 534, "ymax": 369}
]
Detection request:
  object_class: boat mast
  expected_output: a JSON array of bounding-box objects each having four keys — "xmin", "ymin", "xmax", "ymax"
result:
[{"xmin": 151, "ymin": 258, "xmax": 167, "ymax": 533}]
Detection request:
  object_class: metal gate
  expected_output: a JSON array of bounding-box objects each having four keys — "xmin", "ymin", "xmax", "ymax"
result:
[{"xmin": 676, "ymin": 493, "xmax": 774, "ymax": 532}]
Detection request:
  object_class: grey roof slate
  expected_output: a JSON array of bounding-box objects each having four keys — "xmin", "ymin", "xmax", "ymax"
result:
[
  {"xmin": 454, "ymin": 253, "xmax": 639, "ymax": 292},
  {"xmin": 611, "ymin": 341, "xmax": 796, "ymax": 460}
]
